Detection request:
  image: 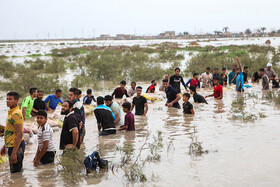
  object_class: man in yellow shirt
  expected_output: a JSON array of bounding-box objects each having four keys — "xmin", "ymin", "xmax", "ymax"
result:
[{"xmin": 0, "ymin": 92, "xmax": 25, "ymax": 173}]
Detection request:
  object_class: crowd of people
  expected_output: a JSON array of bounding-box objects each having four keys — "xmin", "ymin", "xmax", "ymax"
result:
[{"xmin": 1, "ymin": 57, "xmax": 278, "ymax": 174}]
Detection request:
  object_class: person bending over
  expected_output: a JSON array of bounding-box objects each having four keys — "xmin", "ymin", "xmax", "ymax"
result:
[{"xmin": 205, "ymin": 78, "xmax": 223, "ymax": 100}]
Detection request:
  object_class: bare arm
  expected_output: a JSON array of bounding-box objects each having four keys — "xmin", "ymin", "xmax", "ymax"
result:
[
  {"xmin": 235, "ymin": 57, "xmax": 242, "ymax": 71},
  {"xmin": 168, "ymin": 94, "xmax": 181, "ymax": 108},
  {"xmin": 130, "ymin": 104, "xmax": 135, "ymax": 113},
  {"xmin": 10, "ymin": 123, "xmax": 23, "ymax": 164},
  {"xmin": 72, "ymin": 128, "xmax": 79, "ymax": 147},
  {"xmin": 34, "ymin": 141, "xmax": 49, "ymax": 166},
  {"xmin": 97, "ymin": 122, "xmax": 101, "ymax": 131},
  {"xmin": 114, "ymin": 113, "xmax": 120, "ymax": 124},
  {"xmin": 190, "ymin": 109, "xmax": 195, "ymax": 115},
  {"xmin": 22, "ymin": 107, "xmax": 26, "ymax": 120},
  {"xmin": 143, "ymin": 103, "xmax": 148, "ymax": 116}
]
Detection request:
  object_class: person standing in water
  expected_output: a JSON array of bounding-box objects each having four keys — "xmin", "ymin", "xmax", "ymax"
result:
[
  {"xmin": 229, "ymin": 65, "xmax": 237, "ymax": 84},
  {"xmin": 186, "ymin": 73, "xmax": 200, "ymax": 88},
  {"xmin": 159, "ymin": 74, "xmax": 169, "ymax": 91},
  {"xmin": 33, "ymin": 110, "xmax": 55, "ymax": 166},
  {"xmin": 235, "ymin": 57, "xmax": 244, "ymax": 92},
  {"xmin": 131, "ymin": 86, "xmax": 148, "ymax": 116},
  {"xmin": 1, "ymin": 92, "xmax": 25, "ymax": 173},
  {"xmin": 205, "ymin": 77, "xmax": 223, "ymax": 100},
  {"xmin": 21, "ymin": 87, "xmax": 37, "ymax": 120},
  {"xmin": 146, "ymin": 80, "xmax": 157, "ymax": 93},
  {"xmin": 104, "ymin": 95, "xmax": 123, "ymax": 126},
  {"xmin": 112, "ymin": 81, "xmax": 129, "ymax": 99},
  {"xmin": 119, "ymin": 102, "xmax": 135, "ymax": 131},
  {"xmin": 83, "ymin": 89, "xmax": 96, "ymax": 105},
  {"xmin": 189, "ymin": 86, "xmax": 208, "ymax": 104},
  {"xmin": 44, "ymin": 89, "xmax": 63, "ymax": 111},
  {"xmin": 221, "ymin": 68, "xmax": 228, "ymax": 86},
  {"xmin": 169, "ymin": 68, "xmax": 187, "ymax": 93},
  {"xmin": 163, "ymin": 79, "xmax": 181, "ymax": 109},
  {"xmin": 259, "ymin": 68, "xmax": 270, "ymax": 90},
  {"xmin": 32, "ymin": 90, "xmax": 46, "ymax": 116},
  {"xmin": 127, "ymin": 82, "xmax": 137, "ymax": 97},
  {"xmin": 200, "ymin": 67, "xmax": 213, "ymax": 88},
  {"xmin": 182, "ymin": 93, "xmax": 194, "ymax": 114}
]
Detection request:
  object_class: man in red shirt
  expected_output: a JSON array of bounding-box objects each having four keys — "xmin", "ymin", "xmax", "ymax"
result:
[
  {"xmin": 205, "ymin": 77, "xmax": 223, "ymax": 100},
  {"xmin": 146, "ymin": 80, "xmax": 157, "ymax": 93}
]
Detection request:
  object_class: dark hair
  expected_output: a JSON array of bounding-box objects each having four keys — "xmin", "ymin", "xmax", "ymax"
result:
[
  {"xmin": 151, "ymin": 80, "xmax": 155, "ymax": 84},
  {"xmin": 63, "ymin": 100, "xmax": 73, "ymax": 108},
  {"xmin": 222, "ymin": 68, "xmax": 226, "ymax": 71},
  {"xmin": 174, "ymin": 68, "xmax": 180, "ymax": 72},
  {"xmin": 206, "ymin": 67, "xmax": 210, "ymax": 70},
  {"xmin": 136, "ymin": 86, "xmax": 142, "ymax": 90},
  {"xmin": 36, "ymin": 110, "xmax": 47, "ymax": 118},
  {"xmin": 214, "ymin": 68, "xmax": 219, "ymax": 70},
  {"xmin": 244, "ymin": 66, "xmax": 248, "ymax": 70},
  {"xmin": 122, "ymin": 102, "xmax": 131, "ymax": 110},
  {"xmin": 272, "ymin": 75, "xmax": 276, "ymax": 78},
  {"xmin": 214, "ymin": 77, "xmax": 220, "ymax": 81},
  {"xmin": 96, "ymin": 96, "xmax": 104, "ymax": 105},
  {"xmin": 163, "ymin": 79, "xmax": 169, "ymax": 83},
  {"xmin": 87, "ymin": 89, "xmax": 92, "ymax": 94},
  {"xmin": 69, "ymin": 87, "xmax": 79, "ymax": 96},
  {"xmin": 78, "ymin": 89, "xmax": 82, "ymax": 95},
  {"xmin": 189, "ymin": 85, "xmax": 196, "ymax": 93},
  {"xmin": 120, "ymin": 80, "xmax": 126, "ymax": 85},
  {"xmin": 56, "ymin": 89, "xmax": 62, "ymax": 94},
  {"xmin": 29, "ymin": 87, "xmax": 37, "ymax": 95},
  {"xmin": 233, "ymin": 65, "xmax": 237, "ymax": 67},
  {"xmin": 104, "ymin": 95, "xmax": 113, "ymax": 101},
  {"xmin": 183, "ymin": 93, "xmax": 190, "ymax": 99},
  {"xmin": 37, "ymin": 90, "xmax": 44, "ymax": 94},
  {"xmin": 131, "ymin": 82, "xmax": 136, "ymax": 85},
  {"xmin": 193, "ymin": 73, "xmax": 198, "ymax": 77},
  {"xmin": 7, "ymin": 92, "xmax": 19, "ymax": 100},
  {"xmin": 259, "ymin": 68, "xmax": 265, "ymax": 72}
]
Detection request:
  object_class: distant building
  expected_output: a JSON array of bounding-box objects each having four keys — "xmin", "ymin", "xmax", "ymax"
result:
[
  {"xmin": 116, "ymin": 34, "xmax": 135, "ymax": 40},
  {"xmin": 98, "ymin": 34, "xmax": 114, "ymax": 40},
  {"xmin": 158, "ymin": 31, "xmax": 176, "ymax": 39}
]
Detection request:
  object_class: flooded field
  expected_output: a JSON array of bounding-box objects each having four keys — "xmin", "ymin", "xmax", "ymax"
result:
[
  {"xmin": 0, "ymin": 38, "xmax": 280, "ymax": 186},
  {"xmin": 1, "ymin": 83, "xmax": 280, "ymax": 186}
]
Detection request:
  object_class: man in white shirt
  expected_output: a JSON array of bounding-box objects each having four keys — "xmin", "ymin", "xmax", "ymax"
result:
[
  {"xmin": 127, "ymin": 82, "xmax": 137, "ymax": 97},
  {"xmin": 200, "ymin": 67, "xmax": 213, "ymax": 88}
]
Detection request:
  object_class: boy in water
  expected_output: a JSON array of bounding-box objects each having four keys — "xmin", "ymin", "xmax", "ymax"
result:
[
  {"xmin": 33, "ymin": 110, "xmax": 55, "ymax": 166},
  {"xmin": 271, "ymin": 75, "xmax": 279, "ymax": 88},
  {"xmin": 186, "ymin": 73, "xmax": 200, "ymax": 88},
  {"xmin": 112, "ymin": 81, "xmax": 129, "ymax": 99},
  {"xmin": 131, "ymin": 86, "xmax": 148, "ymax": 116},
  {"xmin": 119, "ymin": 102, "xmax": 135, "ymax": 131},
  {"xmin": 182, "ymin": 93, "xmax": 194, "ymax": 114},
  {"xmin": 146, "ymin": 80, "xmax": 157, "ymax": 93},
  {"xmin": 205, "ymin": 77, "xmax": 223, "ymax": 99},
  {"xmin": 189, "ymin": 85, "xmax": 208, "ymax": 104},
  {"xmin": 83, "ymin": 89, "xmax": 96, "ymax": 105},
  {"xmin": 221, "ymin": 68, "xmax": 228, "ymax": 86}
]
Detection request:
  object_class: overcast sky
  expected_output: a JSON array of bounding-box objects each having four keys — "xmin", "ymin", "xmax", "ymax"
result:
[{"xmin": 0, "ymin": 0, "xmax": 279, "ymax": 40}]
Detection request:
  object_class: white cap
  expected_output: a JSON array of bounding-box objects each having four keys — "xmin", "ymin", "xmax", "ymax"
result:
[{"xmin": 267, "ymin": 63, "xmax": 272, "ymax": 67}]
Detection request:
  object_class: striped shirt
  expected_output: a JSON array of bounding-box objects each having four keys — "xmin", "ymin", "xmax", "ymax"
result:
[{"xmin": 37, "ymin": 123, "xmax": 55, "ymax": 152}]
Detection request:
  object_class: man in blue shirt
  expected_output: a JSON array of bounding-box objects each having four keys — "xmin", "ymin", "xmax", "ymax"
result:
[
  {"xmin": 83, "ymin": 89, "xmax": 96, "ymax": 105},
  {"xmin": 235, "ymin": 57, "xmax": 244, "ymax": 92},
  {"xmin": 228, "ymin": 65, "xmax": 237, "ymax": 84},
  {"xmin": 163, "ymin": 79, "xmax": 181, "ymax": 109},
  {"xmin": 44, "ymin": 89, "xmax": 63, "ymax": 111},
  {"xmin": 94, "ymin": 97, "xmax": 117, "ymax": 136}
]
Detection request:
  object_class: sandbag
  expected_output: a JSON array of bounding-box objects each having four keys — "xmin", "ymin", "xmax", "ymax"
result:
[
  {"xmin": 0, "ymin": 155, "xmax": 7, "ymax": 165},
  {"xmin": 24, "ymin": 122, "xmax": 38, "ymax": 134},
  {"xmin": 84, "ymin": 105, "xmax": 94, "ymax": 115}
]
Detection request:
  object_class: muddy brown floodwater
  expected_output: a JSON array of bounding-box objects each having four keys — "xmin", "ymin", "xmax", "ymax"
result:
[{"xmin": 0, "ymin": 82, "xmax": 280, "ymax": 186}]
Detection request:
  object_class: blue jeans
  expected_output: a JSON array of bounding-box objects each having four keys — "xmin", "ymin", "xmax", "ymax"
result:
[{"xmin": 8, "ymin": 140, "xmax": 25, "ymax": 173}]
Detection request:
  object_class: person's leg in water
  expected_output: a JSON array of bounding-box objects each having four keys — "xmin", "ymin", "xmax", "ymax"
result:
[{"xmin": 8, "ymin": 140, "xmax": 25, "ymax": 173}]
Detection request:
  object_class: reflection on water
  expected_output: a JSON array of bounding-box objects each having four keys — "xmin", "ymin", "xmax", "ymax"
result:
[{"xmin": 1, "ymin": 82, "xmax": 280, "ymax": 186}]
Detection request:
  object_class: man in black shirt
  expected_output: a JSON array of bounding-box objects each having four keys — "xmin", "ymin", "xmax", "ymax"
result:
[
  {"xmin": 169, "ymin": 68, "xmax": 187, "ymax": 93},
  {"xmin": 182, "ymin": 93, "xmax": 194, "ymax": 114},
  {"xmin": 94, "ymin": 97, "xmax": 116, "ymax": 136},
  {"xmin": 163, "ymin": 79, "xmax": 181, "ymax": 109},
  {"xmin": 243, "ymin": 66, "xmax": 249, "ymax": 83},
  {"xmin": 131, "ymin": 86, "xmax": 148, "ymax": 116},
  {"xmin": 189, "ymin": 86, "xmax": 208, "ymax": 104},
  {"xmin": 213, "ymin": 68, "xmax": 223, "ymax": 86},
  {"xmin": 252, "ymin": 72, "xmax": 262, "ymax": 83},
  {"xmin": 60, "ymin": 100, "xmax": 80, "ymax": 150},
  {"xmin": 32, "ymin": 90, "xmax": 46, "ymax": 116}
]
